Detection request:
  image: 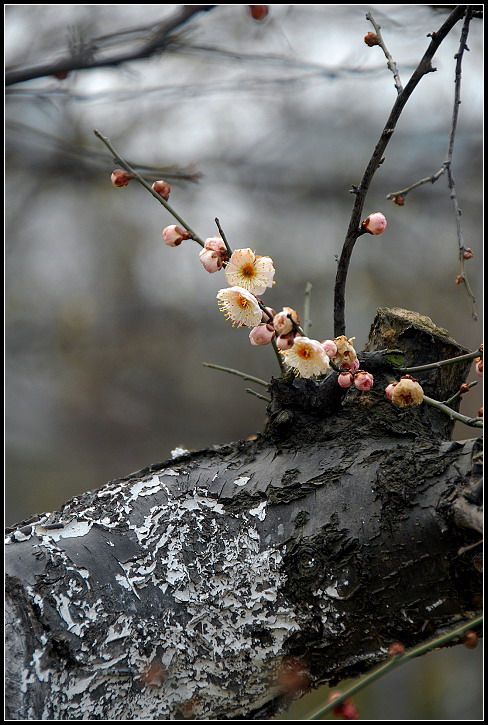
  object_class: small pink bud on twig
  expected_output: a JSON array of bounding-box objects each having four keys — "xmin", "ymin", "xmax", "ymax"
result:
[
  {"xmin": 354, "ymin": 370, "xmax": 374, "ymax": 391},
  {"xmin": 455, "ymin": 275, "xmax": 465, "ymax": 285},
  {"xmin": 248, "ymin": 5, "xmax": 269, "ymax": 21},
  {"xmin": 162, "ymin": 225, "xmax": 191, "ymax": 247},
  {"xmin": 361, "ymin": 212, "xmax": 387, "ymax": 235},
  {"xmin": 474, "ymin": 357, "xmax": 483, "ymax": 376},
  {"xmin": 459, "ymin": 383, "xmax": 470, "ymax": 394},
  {"xmin": 463, "ymin": 247, "xmax": 474, "ymax": 259},
  {"xmin": 151, "ymin": 180, "xmax": 171, "ymax": 200},
  {"xmin": 321, "ymin": 339, "xmax": 338, "ymax": 357},
  {"xmin": 392, "ymin": 195, "xmax": 406, "ymax": 206},
  {"xmin": 462, "ymin": 630, "xmax": 479, "ymax": 649},
  {"xmin": 111, "ymin": 169, "xmax": 135, "ymax": 187},
  {"xmin": 387, "ymin": 641, "xmax": 405, "ymax": 657},
  {"xmin": 385, "ymin": 382, "xmax": 397, "ymax": 400},
  {"xmin": 249, "ymin": 323, "xmax": 275, "ymax": 346},
  {"xmin": 276, "ymin": 332, "xmax": 297, "ymax": 350},
  {"xmin": 364, "ymin": 31, "xmax": 380, "ymax": 47},
  {"xmin": 338, "ymin": 372, "xmax": 354, "ymax": 388}
]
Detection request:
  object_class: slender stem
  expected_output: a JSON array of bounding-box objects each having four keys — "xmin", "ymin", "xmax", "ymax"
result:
[
  {"xmin": 94, "ymin": 129, "xmax": 205, "ymax": 247},
  {"xmin": 245, "ymin": 388, "xmax": 271, "ymax": 403},
  {"xmin": 214, "ymin": 217, "xmax": 233, "ymax": 257},
  {"xmin": 366, "ymin": 12, "xmax": 403, "ymax": 94},
  {"xmin": 202, "ymin": 363, "xmax": 268, "ymax": 388},
  {"xmin": 333, "ymin": 6, "xmax": 466, "ymax": 337},
  {"xmin": 423, "ymin": 394, "xmax": 483, "ymax": 428},
  {"xmin": 444, "ymin": 380, "xmax": 477, "ymax": 406},
  {"xmin": 272, "ymin": 337, "xmax": 286, "ymax": 374},
  {"xmin": 386, "ymin": 166, "xmax": 447, "ymax": 200},
  {"xmin": 397, "ymin": 349, "xmax": 482, "ymax": 374},
  {"xmin": 308, "ymin": 614, "xmax": 483, "ymax": 720},
  {"xmin": 303, "ymin": 282, "xmax": 313, "ymax": 337}
]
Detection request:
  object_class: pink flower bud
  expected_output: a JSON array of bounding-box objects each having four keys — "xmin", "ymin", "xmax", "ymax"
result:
[
  {"xmin": 273, "ymin": 311, "xmax": 293, "ymax": 335},
  {"xmin": 475, "ymin": 357, "xmax": 483, "ymax": 376},
  {"xmin": 152, "ymin": 180, "xmax": 171, "ymax": 200},
  {"xmin": 204, "ymin": 236, "xmax": 227, "ymax": 254},
  {"xmin": 385, "ymin": 382, "xmax": 397, "ymax": 400},
  {"xmin": 321, "ymin": 340, "xmax": 338, "ymax": 357},
  {"xmin": 162, "ymin": 225, "xmax": 190, "ymax": 247},
  {"xmin": 248, "ymin": 5, "xmax": 269, "ymax": 20},
  {"xmin": 364, "ymin": 31, "xmax": 380, "ymax": 47},
  {"xmin": 341, "ymin": 356, "xmax": 360, "ymax": 372},
  {"xmin": 111, "ymin": 169, "xmax": 134, "ymax": 187},
  {"xmin": 249, "ymin": 323, "xmax": 275, "ymax": 346},
  {"xmin": 261, "ymin": 307, "xmax": 276, "ymax": 323},
  {"xmin": 199, "ymin": 248, "xmax": 223, "ymax": 273},
  {"xmin": 338, "ymin": 372, "xmax": 354, "ymax": 388},
  {"xmin": 276, "ymin": 332, "xmax": 297, "ymax": 350},
  {"xmin": 354, "ymin": 370, "xmax": 374, "ymax": 391},
  {"xmin": 361, "ymin": 212, "xmax": 387, "ymax": 235}
]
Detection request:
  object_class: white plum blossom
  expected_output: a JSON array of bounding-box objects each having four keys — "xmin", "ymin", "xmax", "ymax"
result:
[
  {"xmin": 283, "ymin": 336, "xmax": 330, "ymax": 378},
  {"xmin": 224, "ymin": 248, "xmax": 275, "ymax": 295},
  {"xmin": 217, "ymin": 286, "xmax": 262, "ymax": 328}
]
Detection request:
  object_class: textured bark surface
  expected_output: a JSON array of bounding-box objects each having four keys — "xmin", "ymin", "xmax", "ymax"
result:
[{"xmin": 5, "ymin": 308, "xmax": 483, "ymax": 720}]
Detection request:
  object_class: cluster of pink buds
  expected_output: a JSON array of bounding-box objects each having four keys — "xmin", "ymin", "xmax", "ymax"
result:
[
  {"xmin": 328, "ymin": 692, "xmax": 359, "ymax": 720},
  {"xmin": 361, "ymin": 211, "xmax": 387, "ymax": 235},
  {"xmin": 272, "ymin": 307, "xmax": 300, "ymax": 349},
  {"xmin": 110, "ymin": 169, "xmax": 135, "ymax": 187},
  {"xmin": 338, "ymin": 369, "xmax": 374, "ymax": 391},
  {"xmin": 199, "ymin": 236, "xmax": 229, "ymax": 273},
  {"xmin": 386, "ymin": 375, "xmax": 424, "ymax": 407},
  {"xmin": 162, "ymin": 225, "xmax": 191, "ymax": 247}
]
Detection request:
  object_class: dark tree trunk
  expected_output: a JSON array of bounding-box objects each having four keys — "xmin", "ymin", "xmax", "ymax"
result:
[{"xmin": 5, "ymin": 308, "xmax": 482, "ymax": 720}]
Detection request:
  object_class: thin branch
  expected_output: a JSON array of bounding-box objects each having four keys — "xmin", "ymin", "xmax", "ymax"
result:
[
  {"xmin": 245, "ymin": 388, "xmax": 271, "ymax": 403},
  {"xmin": 214, "ymin": 218, "xmax": 233, "ymax": 258},
  {"xmin": 94, "ymin": 130, "xmax": 205, "ymax": 247},
  {"xmin": 5, "ymin": 6, "xmax": 217, "ymax": 86},
  {"xmin": 308, "ymin": 614, "xmax": 483, "ymax": 720},
  {"xmin": 397, "ymin": 349, "xmax": 482, "ymax": 374},
  {"xmin": 423, "ymin": 394, "xmax": 483, "ymax": 428},
  {"xmin": 444, "ymin": 380, "xmax": 477, "ymax": 405},
  {"xmin": 333, "ymin": 5, "xmax": 467, "ymax": 338},
  {"xmin": 366, "ymin": 12, "xmax": 403, "ymax": 94},
  {"xmin": 202, "ymin": 363, "xmax": 268, "ymax": 388},
  {"xmin": 303, "ymin": 282, "xmax": 313, "ymax": 337}
]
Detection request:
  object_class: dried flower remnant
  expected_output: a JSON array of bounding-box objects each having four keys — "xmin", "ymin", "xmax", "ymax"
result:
[
  {"xmin": 249, "ymin": 323, "xmax": 275, "ymax": 346},
  {"xmin": 463, "ymin": 247, "xmax": 474, "ymax": 260},
  {"xmin": 364, "ymin": 31, "xmax": 380, "ymax": 46},
  {"xmin": 151, "ymin": 180, "xmax": 171, "ymax": 200},
  {"xmin": 217, "ymin": 286, "xmax": 262, "ymax": 328},
  {"xmin": 392, "ymin": 194, "xmax": 406, "ymax": 206},
  {"xmin": 162, "ymin": 225, "xmax": 191, "ymax": 247},
  {"xmin": 391, "ymin": 375, "xmax": 424, "ymax": 408},
  {"xmin": 332, "ymin": 335, "xmax": 358, "ymax": 370},
  {"xmin": 283, "ymin": 336, "xmax": 330, "ymax": 378},
  {"xmin": 361, "ymin": 211, "xmax": 387, "ymax": 235},
  {"xmin": 224, "ymin": 248, "xmax": 275, "ymax": 295},
  {"xmin": 111, "ymin": 169, "xmax": 134, "ymax": 187}
]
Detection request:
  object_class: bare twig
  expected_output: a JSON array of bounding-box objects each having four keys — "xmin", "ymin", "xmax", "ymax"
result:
[
  {"xmin": 303, "ymin": 282, "xmax": 313, "ymax": 337},
  {"xmin": 397, "ymin": 349, "xmax": 482, "ymax": 374},
  {"xmin": 5, "ymin": 6, "xmax": 216, "ymax": 86},
  {"xmin": 366, "ymin": 12, "xmax": 403, "ymax": 93},
  {"xmin": 422, "ymin": 394, "xmax": 483, "ymax": 428},
  {"xmin": 333, "ymin": 6, "xmax": 467, "ymax": 337},
  {"xmin": 214, "ymin": 218, "xmax": 233, "ymax": 258},
  {"xmin": 245, "ymin": 388, "xmax": 271, "ymax": 403},
  {"xmin": 203, "ymin": 363, "xmax": 268, "ymax": 388}
]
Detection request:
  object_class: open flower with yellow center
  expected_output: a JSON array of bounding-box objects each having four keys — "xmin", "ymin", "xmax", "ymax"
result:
[
  {"xmin": 217, "ymin": 286, "xmax": 262, "ymax": 327},
  {"xmin": 391, "ymin": 375, "xmax": 424, "ymax": 408},
  {"xmin": 224, "ymin": 248, "xmax": 275, "ymax": 295},
  {"xmin": 283, "ymin": 336, "xmax": 330, "ymax": 378}
]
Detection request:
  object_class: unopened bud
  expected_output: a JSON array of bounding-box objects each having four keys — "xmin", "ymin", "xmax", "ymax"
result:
[
  {"xmin": 387, "ymin": 641, "xmax": 405, "ymax": 657},
  {"xmin": 248, "ymin": 5, "xmax": 269, "ymax": 20},
  {"xmin": 462, "ymin": 630, "xmax": 479, "ymax": 649},
  {"xmin": 361, "ymin": 212, "xmax": 387, "ymax": 235},
  {"xmin": 276, "ymin": 332, "xmax": 297, "ymax": 350},
  {"xmin": 354, "ymin": 370, "xmax": 374, "ymax": 391},
  {"xmin": 463, "ymin": 247, "xmax": 474, "ymax": 259},
  {"xmin": 392, "ymin": 195, "xmax": 406, "ymax": 206},
  {"xmin": 321, "ymin": 339, "xmax": 338, "ymax": 357},
  {"xmin": 459, "ymin": 383, "xmax": 470, "ymax": 394},
  {"xmin": 338, "ymin": 371, "xmax": 354, "ymax": 388},
  {"xmin": 477, "ymin": 407, "xmax": 483, "ymax": 418},
  {"xmin": 111, "ymin": 169, "xmax": 134, "ymax": 187},
  {"xmin": 249, "ymin": 323, "xmax": 275, "ymax": 346},
  {"xmin": 151, "ymin": 180, "xmax": 171, "ymax": 200},
  {"xmin": 455, "ymin": 275, "xmax": 465, "ymax": 285},
  {"xmin": 54, "ymin": 70, "xmax": 69, "ymax": 80},
  {"xmin": 162, "ymin": 225, "xmax": 191, "ymax": 247},
  {"xmin": 364, "ymin": 31, "xmax": 380, "ymax": 47},
  {"xmin": 385, "ymin": 382, "xmax": 397, "ymax": 400},
  {"xmin": 474, "ymin": 357, "xmax": 483, "ymax": 377}
]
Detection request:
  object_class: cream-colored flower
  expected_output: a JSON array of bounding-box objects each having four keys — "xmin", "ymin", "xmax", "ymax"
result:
[
  {"xmin": 283, "ymin": 336, "xmax": 330, "ymax": 378},
  {"xmin": 224, "ymin": 248, "xmax": 275, "ymax": 295},
  {"xmin": 217, "ymin": 286, "xmax": 262, "ymax": 327},
  {"xmin": 391, "ymin": 376, "xmax": 424, "ymax": 408}
]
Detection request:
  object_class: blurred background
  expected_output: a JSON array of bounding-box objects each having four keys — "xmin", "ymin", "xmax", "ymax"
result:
[{"xmin": 5, "ymin": 5, "xmax": 483, "ymax": 719}]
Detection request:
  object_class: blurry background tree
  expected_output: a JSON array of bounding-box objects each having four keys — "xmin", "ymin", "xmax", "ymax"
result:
[{"xmin": 5, "ymin": 4, "xmax": 482, "ymax": 719}]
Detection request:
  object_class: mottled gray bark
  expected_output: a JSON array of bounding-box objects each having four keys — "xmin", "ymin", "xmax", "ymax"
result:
[{"xmin": 5, "ymin": 308, "xmax": 482, "ymax": 720}]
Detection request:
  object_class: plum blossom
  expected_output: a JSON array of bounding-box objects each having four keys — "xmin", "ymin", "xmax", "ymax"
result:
[
  {"xmin": 199, "ymin": 235, "xmax": 228, "ymax": 273},
  {"xmin": 224, "ymin": 248, "xmax": 275, "ymax": 295},
  {"xmin": 390, "ymin": 376, "xmax": 424, "ymax": 407},
  {"xmin": 217, "ymin": 286, "xmax": 262, "ymax": 328},
  {"xmin": 283, "ymin": 336, "xmax": 330, "ymax": 378},
  {"xmin": 273, "ymin": 308, "xmax": 298, "ymax": 335}
]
